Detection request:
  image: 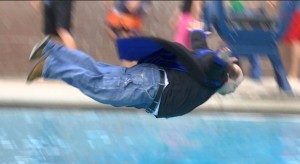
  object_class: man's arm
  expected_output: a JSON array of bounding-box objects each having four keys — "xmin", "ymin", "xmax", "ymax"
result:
[
  {"xmin": 30, "ymin": 1, "xmax": 42, "ymax": 12},
  {"xmin": 188, "ymin": 21, "xmax": 209, "ymax": 51}
]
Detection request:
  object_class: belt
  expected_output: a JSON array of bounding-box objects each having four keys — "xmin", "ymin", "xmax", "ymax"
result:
[{"xmin": 146, "ymin": 68, "xmax": 165, "ymax": 113}]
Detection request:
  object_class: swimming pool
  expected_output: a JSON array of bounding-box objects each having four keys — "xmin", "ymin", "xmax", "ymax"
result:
[{"xmin": 0, "ymin": 108, "xmax": 299, "ymax": 164}]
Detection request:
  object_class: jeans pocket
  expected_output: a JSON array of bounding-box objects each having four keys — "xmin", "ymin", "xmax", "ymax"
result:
[{"xmin": 145, "ymin": 85, "xmax": 158, "ymax": 99}]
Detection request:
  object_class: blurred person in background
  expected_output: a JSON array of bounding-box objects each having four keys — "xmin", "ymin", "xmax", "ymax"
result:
[
  {"xmin": 105, "ymin": 0, "xmax": 152, "ymax": 67},
  {"xmin": 281, "ymin": 1, "xmax": 300, "ymax": 85},
  {"xmin": 30, "ymin": 0, "xmax": 77, "ymax": 49},
  {"xmin": 169, "ymin": 0, "xmax": 204, "ymax": 50},
  {"xmin": 26, "ymin": 21, "xmax": 243, "ymax": 118}
]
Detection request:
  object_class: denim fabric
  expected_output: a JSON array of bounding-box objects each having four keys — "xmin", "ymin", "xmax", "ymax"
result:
[{"xmin": 42, "ymin": 40, "xmax": 161, "ymax": 110}]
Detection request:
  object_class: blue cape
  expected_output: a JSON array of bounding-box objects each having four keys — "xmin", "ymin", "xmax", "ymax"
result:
[
  {"xmin": 116, "ymin": 37, "xmax": 186, "ymax": 71},
  {"xmin": 116, "ymin": 37, "xmax": 228, "ymax": 88}
]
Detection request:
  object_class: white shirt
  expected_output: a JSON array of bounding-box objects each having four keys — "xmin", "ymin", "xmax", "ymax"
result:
[{"xmin": 153, "ymin": 71, "xmax": 169, "ymax": 116}]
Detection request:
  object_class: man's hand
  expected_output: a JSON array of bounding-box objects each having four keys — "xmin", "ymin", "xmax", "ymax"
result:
[
  {"xmin": 218, "ymin": 47, "xmax": 238, "ymax": 64},
  {"xmin": 188, "ymin": 20, "xmax": 204, "ymax": 31}
]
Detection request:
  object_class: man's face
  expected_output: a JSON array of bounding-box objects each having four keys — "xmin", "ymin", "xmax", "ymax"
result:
[{"xmin": 217, "ymin": 64, "xmax": 243, "ymax": 95}]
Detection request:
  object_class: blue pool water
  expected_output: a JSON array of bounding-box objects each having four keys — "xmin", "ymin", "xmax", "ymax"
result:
[{"xmin": 0, "ymin": 108, "xmax": 300, "ymax": 164}]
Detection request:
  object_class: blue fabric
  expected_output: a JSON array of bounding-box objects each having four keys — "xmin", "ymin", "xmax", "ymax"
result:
[
  {"xmin": 42, "ymin": 40, "xmax": 161, "ymax": 110},
  {"xmin": 117, "ymin": 37, "xmax": 217, "ymax": 72},
  {"xmin": 116, "ymin": 38, "xmax": 162, "ymax": 61},
  {"xmin": 116, "ymin": 37, "xmax": 185, "ymax": 71},
  {"xmin": 194, "ymin": 49, "xmax": 215, "ymax": 58},
  {"xmin": 138, "ymin": 49, "xmax": 186, "ymax": 71},
  {"xmin": 117, "ymin": 37, "xmax": 228, "ymax": 87}
]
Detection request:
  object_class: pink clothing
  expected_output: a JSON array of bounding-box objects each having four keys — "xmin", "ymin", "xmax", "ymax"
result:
[{"xmin": 173, "ymin": 13, "xmax": 196, "ymax": 50}]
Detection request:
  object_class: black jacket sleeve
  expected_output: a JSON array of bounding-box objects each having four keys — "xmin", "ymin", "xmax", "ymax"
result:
[
  {"xmin": 149, "ymin": 32, "xmax": 228, "ymax": 88},
  {"xmin": 190, "ymin": 30, "xmax": 229, "ymax": 88}
]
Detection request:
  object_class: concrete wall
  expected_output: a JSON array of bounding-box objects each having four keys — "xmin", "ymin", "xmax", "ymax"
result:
[{"xmin": 0, "ymin": 1, "xmax": 290, "ymax": 79}]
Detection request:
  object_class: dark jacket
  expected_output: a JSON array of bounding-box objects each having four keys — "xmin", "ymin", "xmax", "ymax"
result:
[
  {"xmin": 155, "ymin": 30, "xmax": 229, "ymax": 118},
  {"xmin": 116, "ymin": 30, "xmax": 230, "ymax": 118}
]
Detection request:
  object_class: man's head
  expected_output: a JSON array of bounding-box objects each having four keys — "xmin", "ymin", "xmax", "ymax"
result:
[
  {"xmin": 125, "ymin": 1, "xmax": 142, "ymax": 14},
  {"xmin": 217, "ymin": 63, "xmax": 244, "ymax": 95}
]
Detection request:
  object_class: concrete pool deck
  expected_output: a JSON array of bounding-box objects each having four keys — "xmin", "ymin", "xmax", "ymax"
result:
[{"xmin": 0, "ymin": 77, "xmax": 300, "ymax": 114}]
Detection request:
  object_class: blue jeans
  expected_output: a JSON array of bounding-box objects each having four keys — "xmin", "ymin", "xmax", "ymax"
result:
[{"xmin": 42, "ymin": 40, "xmax": 161, "ymax": 110}]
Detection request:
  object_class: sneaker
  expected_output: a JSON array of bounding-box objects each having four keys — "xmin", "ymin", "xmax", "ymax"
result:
[
  {"xmin": 29, "ymin": 35, "xmax": 51, "ymax": 61},
  {"xmin": 27, "ymin": 54, "xmax": 49, "ymax": 83}
]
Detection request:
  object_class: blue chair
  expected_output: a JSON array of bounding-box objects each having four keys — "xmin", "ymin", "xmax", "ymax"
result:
[{"xmin": 204, "ymin": 1, "xmax": 296, "ymax": 95}]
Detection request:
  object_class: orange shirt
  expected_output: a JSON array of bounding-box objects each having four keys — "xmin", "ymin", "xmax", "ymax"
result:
[{"xmin": 106, "ymin": 9, "xmax": 143, "ymax": 31}]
